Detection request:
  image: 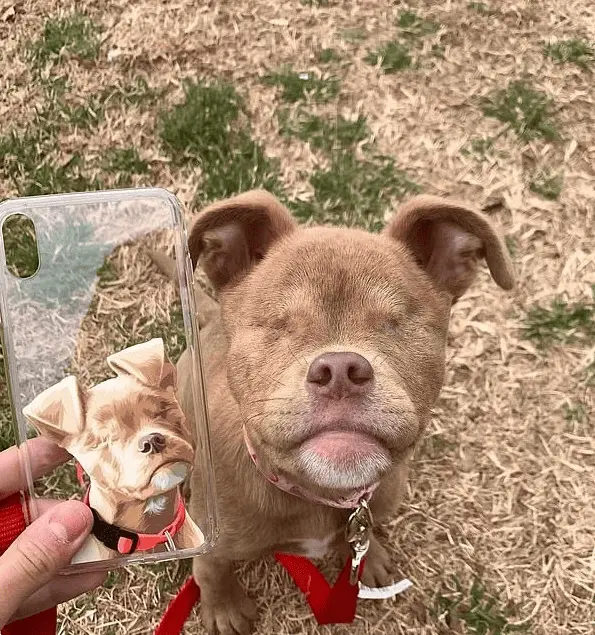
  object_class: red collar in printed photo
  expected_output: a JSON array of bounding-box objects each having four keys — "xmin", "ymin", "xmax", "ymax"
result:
[{"xmin": 78, "ymin": 463, "xmax": 186, "ymax": 555}]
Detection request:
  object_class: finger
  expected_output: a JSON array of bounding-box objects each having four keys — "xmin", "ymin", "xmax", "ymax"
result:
[
  {"xmin": 0, "ymin": 500, "xmax": 93, "ymax": 627},
  {"xmin": 8, "ymin": 570, "xmax": 107, "ymax": 623},
  {"xmin": 35, "ymin": 499, "xmax": 61, "ymax": 516},
  {"xmin": 0, "ymin": 438, "xmax": 71, "ymax": 499}
]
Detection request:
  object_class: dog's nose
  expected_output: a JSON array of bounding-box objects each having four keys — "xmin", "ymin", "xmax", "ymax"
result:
[
  {"xmin": 306, "ymin": 352, "xmax": 374, "ymax": 398},
  {"xmin": 139, "ymin": 433, "xmax": 167, "ymax": 454}
]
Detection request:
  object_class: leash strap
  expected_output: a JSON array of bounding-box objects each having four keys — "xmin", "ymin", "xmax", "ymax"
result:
[
  {"xmin": 154, "ymin": 499, "xmax": 372, "ymax": 632},
  {"xmin": 154, "ymin": 554, "xmax": 364, "ymax": 634},
  {"xmin": 0, "ymin": 493, "xmax": 57, "ymax": 635},
  {"xmin": 275, "ymin": 553, "xmax": 364, "ymax": 624},
  {"xmin": 154, "ymin": 577, "xmax": 201, "ymax": 635}
]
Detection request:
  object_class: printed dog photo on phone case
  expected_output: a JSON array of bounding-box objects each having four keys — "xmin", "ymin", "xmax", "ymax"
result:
[
  {"xmin": 0, "ymin": 189, "xmax": 217, "ymax": 573},
  {"xmin": 22, "ymin": 338, "xmax": 205, "ymax": 565}
]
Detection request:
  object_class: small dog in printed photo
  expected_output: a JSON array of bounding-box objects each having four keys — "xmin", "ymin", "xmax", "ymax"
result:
[{"xmin": 23, "ymin": 338, "xmax": 204, "ymax": 566}]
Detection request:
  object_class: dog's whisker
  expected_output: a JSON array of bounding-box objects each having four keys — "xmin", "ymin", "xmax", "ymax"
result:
[
  {"xmin": 258, "ymin": 375, "xmax": 287, "ymax": 389},
  {"xmin": 248, "ymin": 397, "xmax": 293, "ymax": 405},
  {"xmin": 243, "ymin": 411, "xmax": 269, "ymax": 423},
  {"xmin": 285, "ymin": 343, "xmax": 308, "ymax": 371}
]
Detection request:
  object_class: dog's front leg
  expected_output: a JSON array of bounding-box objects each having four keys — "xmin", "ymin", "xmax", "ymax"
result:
[
  {"xmin": 359, "ymin": 532, "xmax": 394, "ymax": 587},
  {"xmin": 193, "ymin": 554, "xmax": 257, "ymax": 635},
  {"xmin": 337, "ymin": 530, "xmax": 393, "ymax": 588}
]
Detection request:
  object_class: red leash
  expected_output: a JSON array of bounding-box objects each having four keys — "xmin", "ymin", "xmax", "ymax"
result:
[
  {"xmin": 274, "ymin": 553, "xmax": 364, "ymax": 624},
  {"xmin": 0, "ymin": 493, "xmax": 57, "ymax": 635},
  {"xmin": 155, "ymin": 555, "xmax": 365, "ymax": 633}
]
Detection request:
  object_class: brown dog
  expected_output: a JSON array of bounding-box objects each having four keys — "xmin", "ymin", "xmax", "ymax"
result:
[
  {"xmin": 168, "ymin": 190, "xmax": 514, "ymax": 634},
  {"xmin": 23, "ymin": 338, "xmax": 205, "ymax": 565}
]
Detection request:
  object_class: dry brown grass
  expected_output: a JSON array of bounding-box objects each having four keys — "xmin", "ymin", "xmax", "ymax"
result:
[{"xmin": 1, "ymin": 0, "xmax": 594, "ymax": 633}]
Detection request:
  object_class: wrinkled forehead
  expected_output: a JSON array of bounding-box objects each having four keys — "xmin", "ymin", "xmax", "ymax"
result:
[{"xmin": 246, "ymin": 227, "xmax": 436, "ymax": 316}]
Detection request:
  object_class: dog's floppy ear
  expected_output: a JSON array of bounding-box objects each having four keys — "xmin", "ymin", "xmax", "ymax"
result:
[
  {"xmin": 107, "ymin": 338, "xmax": 176, "ymax": 390},
  {"xmin": 188, "ymin": 190, "xmax": 298, "ymax": 290},
  {"xmin": 384, "ymin": 195, "xmax": 515, "ymax": 300},
  {"xmin": 23, "ymin": 376, "xmax": 86, "ymax": 446}
]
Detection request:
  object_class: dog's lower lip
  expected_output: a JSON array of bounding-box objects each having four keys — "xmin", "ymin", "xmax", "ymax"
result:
[{"xmin": 299, "ymin": 430, "xmax": 386, "ymax": 460}]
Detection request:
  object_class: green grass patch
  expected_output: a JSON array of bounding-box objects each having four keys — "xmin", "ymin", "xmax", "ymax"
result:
[
  {"xmin": 396, "ymin": 10, "xmax": 440, "ymax": 38},
  {"xmin": 160, "ymin": 81, "xmax": 242, "ymax": 161},
  {"xmin": 0, "ymin": 347, "xmax": 15, "ymax": 453},
  {"xmin": 317, "ymin": 47, "xmax": 342, "ymax": 64},
  {"xmin": 113, "ymin": 303, "xmax": 187, "ymax": 365},
  {"xmin": 431, "ymin": 44, "xmax": 446, "ymax": 59},
  {"xmin": 0, "ymin": 128, "xmax": 100, "ymax": 196},
  {"xmin": 364, "ymin": 40, "xmax": 413, "ymax": 73},
  {"xmin": 529, "ymin": 170, "xmax": 563, "ymax": 200},
  {"xmin": 479, "ymin": 80, "xmax": 560, "ymax": 142},
  {"xmin": 103, "ymin": 571, "xmax": 123, "ymax": 590},
  {"xmin": 6, "ymin": 220, "xmax": 110, "ymax": 310},
  {"xmin": 103, "ymin": 148, "xmax": 148, "ymax": 175},
  {"xmin": 278, "ymin": 110, "xmax": 370, "ymax": 154},
  {"xmin": 52, "ymin": 93, "xmax": 105, "ymax": 130},
  {"xmin": 462, "ymin": 136, "xmax": 495, "ymax": 158},
  {"xmin": 0, "ymin": 419, "xmax": 14, "ymax": 452},
  {"xmin": 0, "ymin": 65, "xmax": 124, "ymax": 196},
  {"xmin": 522, "ymin": 287, "xmax": 595, "ymax": 349},
  {"xmin": 102, "ymin": 148, "xmax": 150, "ymax": 186},
  {"xmin": 421, "ymin": 433, "xmax": 457, "ymax": 460},
  {"xmin": 505, "ymin": 236, "xmax": 517, "ymax": 258},
  {"xmin": 290, "ymin": 152, "xmax": 419, "ymax": 231},
  {"xmin": 100, "ymin": 77, "xmax": 162, "ymax": 108},
  {"xmin": 1, "ymin": 214, "xmax": 39, "ymax": 279},
  {"xmin": 28, "ymin": 13, "xmax": 101, "ymax": 68},
  {"xmin": 262, "ymin": 66, "xmax": 341, "ymax": 103},
  {"xmin": 435, "ymin": 577, "xmax": 527, "ymax": 634},
  {"xmin": 132, "ymin": 306, "xmax": 187, "ymax": 364},
  {"xmin": 159, "ymin": 79, "xmax": 282, "ymax": 204},
  {"xmin": 145, "ymin": 559, "xmax": 193, "ymax": 594},
  {"xmin": 544, "ymin": 38, "xmax": 595, "ymax": 70},
  {"xmin": 96, "ymin": 260, "xmax": 119, "ymax": 287},
  {"xmin": 562, "ymin": 402, "xmax": 589, "ymax": 425},
  {"xmin": 365, "ymin": 10, "xmax": 439, "ymax": 73},
  {"xmin": 468, "ymin": 2, "xmax": 497, "ymax": 15},
  {"xmin": 37, "ymin": 461, "xmax": 82, "ymax": 499},
  {"xmin": 340, "ymin": 28, "xmax": 368, "ymax": 43}
]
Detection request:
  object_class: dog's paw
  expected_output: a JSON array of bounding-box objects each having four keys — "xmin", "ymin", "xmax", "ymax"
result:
[
  {"xmin": 361, "ymin": 537, "xmax": 394, "ymax": 588},
  {"xmin": 200, "ymin": 582, "xmax": 257, "ymax": 635}
]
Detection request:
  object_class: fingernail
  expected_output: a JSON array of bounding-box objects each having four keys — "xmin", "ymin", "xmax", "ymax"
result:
[{"xmin": 48, "ymin": 502, "xmax": 91, "ymax": 543}]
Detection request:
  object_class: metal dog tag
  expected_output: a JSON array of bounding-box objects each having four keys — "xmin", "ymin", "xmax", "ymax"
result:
[{"xmin": 345, "ymin": 498, "xmax": 373, "ymax": 585}]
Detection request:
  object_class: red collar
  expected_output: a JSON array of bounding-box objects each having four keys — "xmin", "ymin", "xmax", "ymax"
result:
[{"xmin": 77, "ymin": 464, "xmax": 186, "ymax": 556}]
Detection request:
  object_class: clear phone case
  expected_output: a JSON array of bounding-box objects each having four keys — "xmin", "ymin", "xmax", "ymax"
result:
[{"xmin": 0, "ymin": 188, "xmax": 217, "ymax": 574}]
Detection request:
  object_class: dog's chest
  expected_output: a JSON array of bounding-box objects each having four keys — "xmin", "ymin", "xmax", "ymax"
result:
[
  {"xmin": 274, "ymin": 527, "xmax": 342, "ymax": 559},
  {"xmin": 295, "ymin": 534, "xmax": 335, "ymax": 559}
]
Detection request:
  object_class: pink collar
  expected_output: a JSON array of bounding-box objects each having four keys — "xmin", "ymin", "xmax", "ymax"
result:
[
  {"xmin": 242, "ymin": 426, "xmax": 378, "ymax": 509},
  {"xmin": 77, "ymin": 463, "xmax": 186, "ymax": 555}
]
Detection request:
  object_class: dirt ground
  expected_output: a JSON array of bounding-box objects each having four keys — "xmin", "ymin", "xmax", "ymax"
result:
[{"xmin": 1, "ymin": 0, "xmax": 594, "ymax": 634}]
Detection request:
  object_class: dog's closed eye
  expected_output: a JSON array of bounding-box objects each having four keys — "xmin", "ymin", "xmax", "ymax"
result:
[{"xmin": 383, "ymin": 318, "xmax": 400, "ymax": 335}]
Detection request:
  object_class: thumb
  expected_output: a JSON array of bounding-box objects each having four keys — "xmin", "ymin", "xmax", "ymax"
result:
[{"xmin": 0, "ymin": 500, "xmax": 93, "ymax": 627}]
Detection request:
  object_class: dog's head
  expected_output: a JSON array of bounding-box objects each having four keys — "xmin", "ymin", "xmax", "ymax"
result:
[
  {"xmin": 188, "ymin": 191, "xmax": 514, "ymax": 501},
  {"xmin": 23, "ymin": 339, "xmax": 195, "ymax": 501}
]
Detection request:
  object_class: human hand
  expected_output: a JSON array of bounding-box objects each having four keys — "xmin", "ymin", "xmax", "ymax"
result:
[{"xmin": 0, "ymin": 437, "xmax": 106, "ymax": 627}]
